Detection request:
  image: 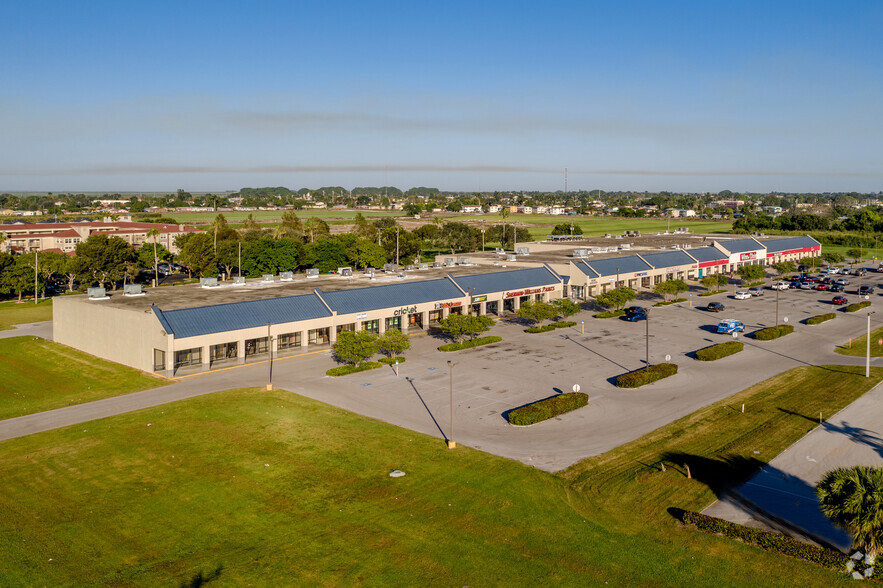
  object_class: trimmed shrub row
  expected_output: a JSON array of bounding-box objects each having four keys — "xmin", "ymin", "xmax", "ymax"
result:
[
  {"xmin": 525, "ymin": 325, "xmax": 555, "ymax": 333},
  {"xmin": 525, "ymin": 321, "xmax": 578, "ymax": 334},
  {"xmin": 695, "ymin": 341, "xmax": 744, "ymax": 361},
  {"xmin": 699, "ymin": 290, "xmax": 725, "ymax": 297},
  {"xmin": 507, "ymin": 392, "xmax": 589, "ymax": 426},
  {"xmin": 845, "ymin": 301, "xmax": 872, "ymax": 313},
  {"xmin": 806, "ymin": 313, "xmax": 836, "ymax": 326},
  {"xmin": 438, "ymin": 335, "xmax": 502, "ymax": 352},
  {"xmin": 654, "ymin": 298, "xmax": 687, "ymax": 307},
  {"xmin": 677, "ymin": 510, "xmax": 848, "ymax": 572},
  {"xmin": 753, "ymin": 325, "xmax": 794, "ymax": 340},
  {"xmin": 326, "ymin": 362, "xmax": 383, "ymax": 377},
  {"xmin": 378, "ymin": 356, "xmax": 406, "ymax": 365},
  {"xmin": 615, "ymin": 363, "xmax": 678, "ymax": 388},
  {"xmin": 594, "ymin": 310, "xmax": 625, "ymax": 319}
]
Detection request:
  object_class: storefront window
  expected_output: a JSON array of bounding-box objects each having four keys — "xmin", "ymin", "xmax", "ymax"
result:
[
  {"xmin": 336, "ymin": 323, "xmax": 355, "ymax": 334},
  {"xmin": 385, "ymin": 316, "xmax": 401, "ymax": 331},
  {"xmin": 174, "ymin": 347, "xmax": 202, "ymax": 369},
  {"xmin": 153, "ymin": 349, "xmax": 166, "ymax": 372},
  {"xmin": 309, "ymin": 327, "xmax": 330, "ymax": 344},
  {"xmin": 362, "ymin": 320, "xmax": 379, "ymax": 334},
  {"xmin": 277, "ymin": 332, "xmax": 301, "ymax": 350},
  {"xmin": 245, "ymin": 337, "xmax": 269, "ymax": 357},
  {"xmin": 210, "ymin": 342, "xmax": 238, "ymax": 362},
  {"xmin": 428, "ymin": 310, "xmax": 442, "ymax": 323}
]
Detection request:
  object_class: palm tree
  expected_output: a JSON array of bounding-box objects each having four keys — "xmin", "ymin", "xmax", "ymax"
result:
[
  {"xmin": 146, "ymin": 228, "xmax": 161, "ymax": 287},
  {"xmin": 816, "ymin": 466, "xmax": 883, "ymax": 556}
]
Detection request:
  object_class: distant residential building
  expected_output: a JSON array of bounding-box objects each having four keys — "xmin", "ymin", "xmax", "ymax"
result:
[
  {"xmin": 461, "ymin": 205, "xmax": 483, "ymax": 213},
  {"xmin": 487, "ymin": 205, "xmax": 502, "ymax": 214},
  {"xmin": 0, "ymin": 221, "xmax": 201, "ymax": 255},
  {"xmin": 665, "ymin": 208, "xmax": 696, "ymax": 218}
]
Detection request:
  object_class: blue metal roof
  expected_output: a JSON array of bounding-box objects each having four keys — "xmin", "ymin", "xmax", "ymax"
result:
[
  {"xmin": 716, "ymin": 238, "xmax": 764, "ymax": 253},
  {"xmin": 639, "ymin": 250, "xmax": 697, "ymax": 269},
  {"xmin": 317, "ymin": 278, "xmax": 464, "ymax": 315},
  {"xmin": 451, "ymin": 267, "xmax": 561, "ymax": 295},
  {"xmin": 573, "ymin": 261, "xmax": 600, "ymax": 278},
  {"xmin": 584, "ymin": 255, "xmax": 652, "ymax": 277},
  {"xmin": 759, "ymin": 235, "xmax": 821, "ymax": 253},
  {"xmin": 686, "ymin": 246, "xmax": 728, "ymax": 262},
  {"xmin": 153, "ymin": 293, "xmax": 332, "ymax": 339}
]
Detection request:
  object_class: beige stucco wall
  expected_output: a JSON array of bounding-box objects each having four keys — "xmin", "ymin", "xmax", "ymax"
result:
[{"xmin": 54, "ymin": 295, "xmax": 169, "ymax": 372}]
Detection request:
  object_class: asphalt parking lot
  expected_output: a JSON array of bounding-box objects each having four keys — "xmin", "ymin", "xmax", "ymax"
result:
[{"xmin": 274, "ymin": 271, "xmax": 883, "ymax": 472}]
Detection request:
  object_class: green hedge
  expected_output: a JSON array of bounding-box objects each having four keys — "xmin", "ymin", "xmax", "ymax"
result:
[
  {"xmin": 507, "ymin": 393, "xmax": 589, "ymax": 426},
  {"xmin": 699, "ymin": 290, "xmax": 725, "ymax": 297},
  {"xmin": 654, "ymin": 298, "xmax": 687, "ymax": 307},
  {"xmin": 806, "ymin": 313, "xmax": 836, "ymax": 325},
  {"xmin": 845, "ymin": 301, "xmax": 872, "ymax": 313},
  {"xmin": 752, "ymin": 325, "xmax": 795, "ymax": 340},
  {"xmin": 326, "ymin": 362, "xmax": 383, "ymax": 376},
  {"xmin": 677, "ymin": 510, "xmax": 849, "ymax": 572},
  {"xmin": 550, "ymin": 321, "xmax": 577, "ymax": 328},
  {"xmin": 438, "ymin": 335, "xmax": 502, "ymax": 352},
  {"xmin": 525, "ymin": 325, "xmax": 555, "ymax": 333},
  {"xmin": 694, "ymin": 341, "xmax": 744, "ymax": 361},
  {"xmin": 378, "ymin": 356, "xmax": 406, "ymax": 365},
  {"xmin": 594, "ymin": 310, "xmax": 625, "ymax": 319},
  {"xmin": 615, "ymin": 363, "xmax": 678, "ymax": 388}
]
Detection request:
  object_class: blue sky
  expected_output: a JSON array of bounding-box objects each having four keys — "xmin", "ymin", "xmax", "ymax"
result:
[{"xmin": 1, "ymin": 1, "xmax": 881, "ymax": 193}]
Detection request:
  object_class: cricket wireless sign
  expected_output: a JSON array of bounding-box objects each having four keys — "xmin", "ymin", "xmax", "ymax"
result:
[
  {"xmin": 393, "ymin": 306, "xmax": 417, "ymax": 316},
  {"xmin": 504, "ymin": 286, "xmax": 555, "ymax": 299}
]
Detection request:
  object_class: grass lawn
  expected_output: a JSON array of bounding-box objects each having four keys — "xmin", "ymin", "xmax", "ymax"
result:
[
  {"xmin": 0, "ymin": 337, "xmax": 168, "ymax": 420},
  {"xmin": 447, "ymin": 215, "xmax": 733, "ymax": 240},
  {"xmin": 835, "ymin": 324, "xmax": 883, "ymax": 357},
  {"xmin": 0, "ymin": 298, "xmax": 53, "ymax": 330},
  {"xmin": 1, "ymin": 366, "xmax": 876, "ymax": 585}
]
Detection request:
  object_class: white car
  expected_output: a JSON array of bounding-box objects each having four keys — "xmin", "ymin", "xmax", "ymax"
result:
[
  {"xmin": 829, "ymin": 267, "xmax": 842, "ymax": 275},
  {"xmin": 734, "ymin": 291, "xmax": 751, "ymax": 300},
  {"xmin": 836, "ymin": 277, "xmax": 850, "ymax": 285},
  {"xmin": 771, "ymin": 281, "xmax": 789, "ymax": 290}
]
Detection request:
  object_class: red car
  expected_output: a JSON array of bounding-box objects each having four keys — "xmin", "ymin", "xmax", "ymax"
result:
[
  {"xmin": 832, "ymin": 295, "xmax": 849, "ymax": 305},
  {"xmin": 815, "ymin": 283, "xmax": 828, "ymax": 291}
]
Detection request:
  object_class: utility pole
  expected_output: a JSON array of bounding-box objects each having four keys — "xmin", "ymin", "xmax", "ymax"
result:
[
  {"xmin": 34, "ymin": 247, "xmax": 39, "ymax": 304},
  {"xmin": 395, "ymin": 226, "xmax": 400, "ymax": 266},
  {"xmin": 238, "ymin": 241, "xmax": 242, "ymax": 277}
]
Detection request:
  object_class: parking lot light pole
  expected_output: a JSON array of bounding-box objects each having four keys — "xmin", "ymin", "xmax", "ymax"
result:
[
  {"xmin": 447, "ymin": 361, "xmax": 456, "ymax": 448},
  {"xmin": 645, "ymin": 314, "xmax": 650, "ymax": 367},
  {"xmin": 267, "ymin": 322, "xmax": 274, "ymax": 391},
  {"xmin": 867, "ymin": 310, "xmax": 874, "ymax": 378},
  {"xmin": 775, "ymin": 284, "xmax": 780, "ymax": 327}
]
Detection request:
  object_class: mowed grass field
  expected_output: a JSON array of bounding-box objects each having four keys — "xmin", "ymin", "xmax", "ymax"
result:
[
  {"xmin": 836, "ymin": 323, "xmax": 883, "ymax": 357},
  {"xmin": 1, "ymin": 366, "xmax": 878, "ymax": 586},
  {"xmin": 0, "ymin": 337, "xmax": 168, "ymax": 420},
  {"xmin": 0, "ymin": 298, "xmax": 53, "ymax": 330}
]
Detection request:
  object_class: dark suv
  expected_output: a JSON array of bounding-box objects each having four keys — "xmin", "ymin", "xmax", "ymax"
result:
[
  {"xmin": 625, "ymin": 306, "xmax": 649, "ymax": 317},
  {"xmin": 860, "ymin": 285, "xmax": 875, "ymax": 295},
  {"xmin": 706, "ymin": 302, "xmax": 725, "ymax": 312}
]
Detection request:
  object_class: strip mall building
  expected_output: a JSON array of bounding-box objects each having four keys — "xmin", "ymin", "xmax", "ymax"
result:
[{"xmin": 53, "ymin": 235, "xmax": 820, "ymax": 376}]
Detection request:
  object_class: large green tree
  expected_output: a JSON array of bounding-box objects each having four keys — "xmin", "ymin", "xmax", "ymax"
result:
[
  {"xmin": 653, "ymin": 279, "xmax": 688, "ymax": 301},
  {"xmin": 240, "ymin": 237, "xmax": 303, "ymax": 277},
  {"xmin": 701, "ymin": 274, "xmax": 729, "ymax": 291},
  {"xmin": 75, "ymin": 234, "xmax": 136, "ymax": 289},
  {"xmin": 553, "ymin": 298, "xmax": 582, "ymax": 319},
  {"xmin": 737, "ymin": 265, "xmax": 765, "ymax": 283},
  {"xmin": 595, "ymin": 287, "xmax": 637, "ymax": 310},
  {"xmin": 305, "ymin": 239, "xmax": 348, "ymax": 273},
  {"xmin": 516, "ymin": 300, "xmax": 558, "ymax": 325},
  {"xmin": 376, "ymin": 329, "xmax": 411, "ymax": 359},
  {"xmin": 345, "ymin": 239, "xmax": 387, "ymax": 269},
  {"xmin": 438, "ymin": 314, "xmax": 494, "ymax": 342},
  {"xmin": 817, "ymin": 466, "xmax": 883, "ymax": 556},
  {"xmin": 333, "ymin": 331, "xmax": 378, "ymax": 366},
  {"xmin": 176, "ymin": 233, "xmax": 216, "ymax": 278}
]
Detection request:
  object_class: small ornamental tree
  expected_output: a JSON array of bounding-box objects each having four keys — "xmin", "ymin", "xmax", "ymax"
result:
[
  {"xmin": 771, "ymin": 261, "xmax": 796, "ymax": 275},
  {"xmin": 737, "ymin": 265, "xmax": 765, "ymax": 283},
  {"xmin": 822, "ymin": 252, "xmax": 845, "ymax": 264},
  {"xmin": 516, "ymin": 300, "xmax": 558, "ymax": 325},
  {"xmin": 799, "ymin": 256, "xmax": 819, "ymax": 270},
  {"xmin": 332, "ymin": 330, "xmax": 378, "ymax": 367},
  {"xmin": 701, "ymin": 274, "xmax": 729, "ymax": 290},
  {"xmin": 376, "ymin": 329, "xmax": 411, "ymax": 359},
  {"xmin": 846, "ymin": 248, "xmax": 864, "ymax": 261},
  {"xmin": 653, "ymin": 279, "xmax": 688, "ymax": 301},
  {"xmin": 595, "ymin": 287, "xmax": 637, "ymax": 310},
  {"xmin": 439, "ymin": 313, "xmax": 494, "ymax": 342},
  {"xmin": 553, "ymin": 298, "xmax": 582, "ymax": 319}
]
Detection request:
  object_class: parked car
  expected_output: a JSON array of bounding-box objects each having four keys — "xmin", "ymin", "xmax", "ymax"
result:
[
  {"xmin": 625, "ymin": 306, "xmax": 649, "ymax": 317},
  {"xmin": 828, "ymin": 283, "xmax": 845, "ymax": 292},
  {"xmin": 748, "ymin": 287, "xmax": 764, "ymax": 296},
  {"xmin": 624, "ymin": 311, "xmax": 648, "ymax": 322},
  {"xmin": 797, "ymin": 264, "xmax": 808, "ymax": 272},
  {"xmin": 877, "ymin": 265, "xmax": 883, "ymax": 273},
  {"xmin": 771, "ymin": 281, "xmax": 789, "ymax": 290},
  {"xmin": 829, "ymin": 267, "xmax": 842, "ymax": 275},
  {"xmin": 859, "ymin": 285, "xmax": 875, "ymax": 295},
  {"xmin": 707, "ymin": 302, "xmax": 725, "ymax": 312},
  {"xmin": 815, "ymin": 283, "xmax": 828, "ymax": 291},
  {"xmin": 832, "ymin": 295, "xmax": 849, "ymax": 305},
  {"xmin": 836, "ymin": 277, "xmax": 850, "ymax": 285},
  {"xmin": 734, "ymin": 291, "xmax": 751, "ymax": 300},
  {"xmin": 717, "ymin": 319, "xmax": 745, "ymax": 334},
  {"xmin": 854, "ymin": 268, "xmax": 867, "ymax": 276},
  {"xmin": 799, "ymin": 282, "xmax": 814, "ymax": 289}
]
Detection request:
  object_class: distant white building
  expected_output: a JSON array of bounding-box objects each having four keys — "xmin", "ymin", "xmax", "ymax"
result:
[
  {"xmin": 665, "ymin": 208, "xmax": 696, "ymax": 218},
  {"xmin": 487, "ymin": 204, "xmax": 502, "ymax": 214},
  {"xmin": 461, "ymin": 205, "xmax": 483, "ymax": 213}
]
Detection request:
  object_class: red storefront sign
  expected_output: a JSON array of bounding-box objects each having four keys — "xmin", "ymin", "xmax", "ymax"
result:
[{"xmin": 504, "ymin": 285, "xmax": 555, "ymax": 299}]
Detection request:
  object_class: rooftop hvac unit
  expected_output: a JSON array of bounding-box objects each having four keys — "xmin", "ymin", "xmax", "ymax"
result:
[
  {"xmin": 280, "ymin": 271, "xmax": 294, "ymax": 281},
  {"xmin": 495, "ymin": 248, "xmax": 505, "ymax": 255},
  {"xmin": 383, "ymin": 263, "xmax": 399, "ymax": 272},
  {"xmin": 432, "ymin": 261, "xmax": 443, "ymax": 268},
  {"xmin": 305, "ymin": 269, "xmax": 319, "ymax": 279},
  {"xmin": 418, "ymin": 263, "xmax": 429, "ymax": 270},
  {"xmin": 233, "ymin": 276, "xmax": 246, "ymax": 284},
  {"xmin": 338, "ymin": 266, "xmax": 353, "ymax": 277},
  {"xmin": 261, "ymin": 274, "xmax": 274, "ymax": 283},
  {"xmin": 573, "ymin": 249, "xmax": 589, "ymax": 258},
  {"xmin": 404, "ymin": 264, "xmax": 416, "ymax": 271},
  {"xmin": 87, "ymin": 287, "xmax": 109, "ymax": 300},
  {"xmin": 364, "ymin": 267, "xmax": 376, "ymax": 276},
  {"xmin": 444, "ymin": 258, "xmax": 456, "ymax": 267},
  {"xmin": 620, "ymin": 243, "xmax": 631, "ymax": 250},
  {"xmin": 458, "ymin": 257, "xmax": 472, "ymax": 265},
  {"xmin": 123, "ymin": 284, "xmax": 144, "ymax": 297},
  {"xmin": 506, "ymin": 254, "xmax": 517, "ymax": 261},
  {"xmin": 200, "ymin": 278, "xmax": 219, "ymax": 288},
  {"xmin": 603, "ymin": 233, "xmax": 612, "ymax": 238},
  {"xmin": 516, "ymin": 247, "xmax": 529, "ymax": 255}
]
